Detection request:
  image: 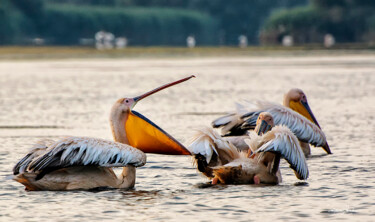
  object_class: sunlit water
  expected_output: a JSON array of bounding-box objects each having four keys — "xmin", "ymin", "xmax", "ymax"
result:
[{"xmin": 0, "ymin": 54, "xmax": 374, "ymax": 221}]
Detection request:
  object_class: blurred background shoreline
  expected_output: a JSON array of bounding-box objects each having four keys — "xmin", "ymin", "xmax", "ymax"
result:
[
  {"xmin": 1, "ymin": 0, "xmax": 375, "ymax": 49},
  {"xmin": 1, "ymin": 46, "xmax": 375, "ymax": 60}
]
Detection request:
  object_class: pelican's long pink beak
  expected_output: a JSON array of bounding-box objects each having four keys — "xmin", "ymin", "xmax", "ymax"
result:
[
  {"xmin": 133, "ymin": 75, "xmax": 195, "ymax": 104},
  {"xmin": 125, "ymin": 75, "xmax": 195, "ymax": 155}
]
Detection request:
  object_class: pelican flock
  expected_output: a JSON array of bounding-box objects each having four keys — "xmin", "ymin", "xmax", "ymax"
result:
[
  {"xmin": 13, "ymin": 76, "xmax": 332, "ymax": 190},
  {"xmin": 212, "ymin": 88, "xmax": 331, "ymax": 157},
  {"xmin": 188, "ymin": 112, "xmax": 308, "ymax": 185},
  {"xmin": 13, "ymin": 76, "xmax": 194, "ymax": 191}
]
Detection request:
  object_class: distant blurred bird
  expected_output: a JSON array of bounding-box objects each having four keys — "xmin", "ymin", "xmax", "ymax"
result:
[
  {"xmin": 186, "ymin": 35, "xmax": 196, "ymax": 48},
  {"xmin": 212, "ymin": 88, "xmax": 331, "ymax": 156},
  {"xmin": 13, "ymin": 76, "xmax": 194, "ymax": 191},
  {"xmin": 188, "ymin": 112, "xmax": 308, "ymax": 185}
]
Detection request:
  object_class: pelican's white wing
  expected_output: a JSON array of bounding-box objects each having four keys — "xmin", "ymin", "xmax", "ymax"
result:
[
  {"xmin": 21, "ymin": 137, "xmax": 146, "ymax": 175},
  {"xmin": 248, "ymin": 125, "xmax": 309, "ymax": 180},
  {"xmin": 212, "ymin": 102, "xmax": 255, "ymax": 136},
  {"xmin": 243, "ymin": 101, "xmax": 327, "ymax": 147},
  {"xmin": 215, "ymin": 100, "xmax": 327, "ymax": 147},
  {"xmin": 187, "ymin": 127, "xmax": 240, "ymax": 164}
]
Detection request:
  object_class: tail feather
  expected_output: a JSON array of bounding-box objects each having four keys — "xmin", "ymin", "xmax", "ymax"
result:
[{"xmin": 13, "ymin": 173, "xmax": 40, "ymax": 191}]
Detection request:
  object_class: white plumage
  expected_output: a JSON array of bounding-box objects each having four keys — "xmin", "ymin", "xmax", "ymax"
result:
[
  {"xmin": 212, "ymin": 88, "xmax": 331, "ymax": 156},
  {"xmin": 212, "ymin": 100, "xmax": 328, "ymax": 152},
  {"xmin": 187, "ymin": 127, "xmax": 239, "ymax": 164},
  {"xmin": 188, "ymin": 126, "xmax": 309, "ymax": 184},
  {"xmin": 13, "ymin": 137, "xmax": 147, "ymax": 188},
  {"xmin": 246, "ymin": 125, "xmax": 309, "ymax": 180},
  {"xmin": 247, "ymin": 101, "xmax": 326, "ymax": 147},
  {"xmin": 26, "ymin": 136, "xmax": 146, "ymax": 172}
]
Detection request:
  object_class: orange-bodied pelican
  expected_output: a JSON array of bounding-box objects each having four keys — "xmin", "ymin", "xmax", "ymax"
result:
[
  {"xmin": 188, "ymin": 112, "xmax": 308, "ymax": 185},
  {"xmin": 13, "ymin": 76, "xmax": 194, "ymax": 191},
  {"xmin": 212, "ymin": 88, "xmax": 331, "ymax": 156}
]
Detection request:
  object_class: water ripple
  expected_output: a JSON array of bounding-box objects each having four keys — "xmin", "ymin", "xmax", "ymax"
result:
[{"xmin": 1, "ymin": 56, "xmax": 374, "ymax": 221}]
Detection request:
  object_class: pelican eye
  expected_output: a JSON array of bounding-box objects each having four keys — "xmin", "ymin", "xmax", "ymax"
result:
[{"xmin": 125, "ymin": 100, "xmax": 129, "ymax": 103}]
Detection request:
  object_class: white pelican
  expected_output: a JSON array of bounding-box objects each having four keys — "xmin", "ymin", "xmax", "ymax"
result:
[
  {"xmin": 188, "ymin": 112, "xmax": 308, "ymax": 185},
  {"xmin": 212, "ymin": 88, "xmax": 331, "ymax": 156},
  {"xmin": 13, "ymin": 76, "xmax": 194, "ymax": 191}
]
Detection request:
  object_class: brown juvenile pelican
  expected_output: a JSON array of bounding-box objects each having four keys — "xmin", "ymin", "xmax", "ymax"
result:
[
  {"xmin": 188, "ymin": 112, "xmax": 308, "ymax": 185},
  {"xmin": 212, "ymin": 88, "xmax": 331, "ymax": 156},
  {"xmin": 13, "ymin": 76, "xmax": 194, "ymax": 191}
]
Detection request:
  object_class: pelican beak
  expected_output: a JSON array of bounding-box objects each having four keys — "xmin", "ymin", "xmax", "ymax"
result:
[
  {"xmin": 132, "ymin": 75, "xmax": 195, "ymax": 106},
  {"xmin": 125, "ymin": 76, "xmax": 195, "ymax": 155},
  {"xmin": 322, "ymin": 142, "xmax": 332, "ymax": 154},
  {"xmin": 256, "ymin": 120, "xmax": 272, "ymax": 135},
  {"xmin": 289, "ymin": 99, "xmax": 320, "ymax": 128},
  {"xmin": 289, "ymin": 99, "xmax": 332, "ymax": 154},
  {"xmin": 300, "ymin": 100, "xmax": 321, "ymax": 128}
]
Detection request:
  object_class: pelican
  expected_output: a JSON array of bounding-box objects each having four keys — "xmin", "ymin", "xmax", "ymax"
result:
[
  {"xmin": 13, "ymin": 76, "xmax": 194, "ymax": 191},
  {"xmin": 212, "ymin": 88, "xmax": 331, "ymax": 156},
  {"xmin": 188, "ymin": 112, "xmax": 308, "ymax": 185}
]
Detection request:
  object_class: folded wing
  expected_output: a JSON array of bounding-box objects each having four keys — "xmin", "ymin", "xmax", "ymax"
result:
[
  {"xmin": 15, "ymin": 137, "xmax": 146, "ymax": 179},
  {"xmin": 213, "ymin": 101, "xmax": 327, "ymax": 148},
  {"xmin": 212, "ymin": 102, "xmax": 258, "ymax": 136}
]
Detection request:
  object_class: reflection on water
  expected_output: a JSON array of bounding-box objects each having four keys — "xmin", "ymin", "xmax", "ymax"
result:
[{"xmin": 0, "ymin": 55, "xmax": 375, "ymax": 221}]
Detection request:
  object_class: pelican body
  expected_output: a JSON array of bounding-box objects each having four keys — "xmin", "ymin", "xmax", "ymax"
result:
[
  {"xmin": 13, "ymin": 76, "xmax": 194, "ymax": 191},
  {"xmin": 13, "ymin": 137, "xmax": 145, "ymax": 191},
  {"xmin": 188, "ymin": 112, "xmax": 308, "ymax": 185},
  {"xmin": 212, "ymin": 88, "xmax": 331, "ymax": 156}
]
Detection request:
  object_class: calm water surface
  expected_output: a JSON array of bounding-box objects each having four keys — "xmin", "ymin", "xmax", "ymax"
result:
[{"xmin": 0, "ymin": 54, "xmax": 374, "ymax": 221}]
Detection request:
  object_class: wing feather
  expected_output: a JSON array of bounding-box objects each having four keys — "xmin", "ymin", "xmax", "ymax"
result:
[
  {"xmin": 13, "ymin": 139, "xmax": 55, "ymax": 175},
  {"xmin": 232, "ymin": 101, "xmax": 327, "ymax": 147},
  {"xmin": 211, "ymin": 102, "xmax": 257, "ymax": 136},
  {"xmin": 252, "ymin": 125, "xmax": 309, "ymax": 180},
  {"xmin": 22, "ymin": 137, "xmax": 146, "ymax": 174},
  {"xmin": 187, "ymin": 127, "xmax": 240, "ymax": 164},
  {"xmin": 211, "ymin": 113, "xmax": 237, "ymax": 128}
]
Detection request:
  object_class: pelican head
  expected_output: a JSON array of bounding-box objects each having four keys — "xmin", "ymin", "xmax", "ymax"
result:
[
  {"xmin": 110, "ymin": 75, "xmax": 195, "ymax": 155},
  {"xmin": 284, "ymin": 88, "xmax": 322, "ymax": 128},
  {"xmin": 111, "ymin": 75, "xmax": 195, "ymax": 114},
  {"xmin": 255, "ymin": 112, "xmax": 274, "ymax": 135},
  {"xmin": 283, "ymin": 88, "xmax": 331, "ymax": 154}
]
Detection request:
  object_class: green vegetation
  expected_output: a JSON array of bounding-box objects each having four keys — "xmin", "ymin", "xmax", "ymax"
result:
[
  {"xmin": 41, "ymin": 5, "xmax": 217, "ymax": 45},
  {"xmin": 261, "ymin": 7, "xmax": 325, "ymax": 44},
  {"xmin": 2, "ymin": 0, "xmax": 374, "ymax": 46},
  {"xmin": 261, "ymin": 0, "xmax": 375, "ymax": 44},
  {"xmin": 311, "ymin": 0, "xmax": 375, "ymax": 8},
  {"xmin": 0, "ymin": 0, "xmax": 307, "ymax": 46},
  {"xmin": 0, "ymin": 0, "xmax": 218, "ymax": 45},
  {"xmin": 0, "ymin": 0, "xmax": 35, "ymax": 44}
]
